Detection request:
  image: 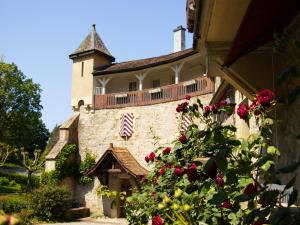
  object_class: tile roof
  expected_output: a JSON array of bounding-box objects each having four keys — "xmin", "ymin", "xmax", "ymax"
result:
[
  {"xmin": 94, "ymin": 48, "xmax": 196, "ymax": 75},
  {"xmin": 70, "ymin": 25, "xmax": 114, "ymax": 61},
  {"xmin": 86, "ymin": 147, "xmax": 148, "ymax": 177}
]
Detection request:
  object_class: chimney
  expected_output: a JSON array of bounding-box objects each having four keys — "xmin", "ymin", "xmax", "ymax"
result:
[{"xmin": 173, "ymin": 25, "xmax": 186, "ymax": 52}]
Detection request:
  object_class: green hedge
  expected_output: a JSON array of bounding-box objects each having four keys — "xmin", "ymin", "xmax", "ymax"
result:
[
  {"xmin": 0, "ymin": 194, "xmax": 28, "ymax": 213},
  {"xmin": 0, "ymin": 172, "xmax": 39, "ymax": 189}
]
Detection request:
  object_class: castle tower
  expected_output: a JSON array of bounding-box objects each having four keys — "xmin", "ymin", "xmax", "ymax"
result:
[{"xmin": 69, "ymin": 24, "xmax": 115, "ymax": 110}]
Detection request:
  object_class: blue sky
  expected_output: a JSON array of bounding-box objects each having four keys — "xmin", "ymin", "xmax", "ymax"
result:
[{"xmin": 0, "ymin": 0, "xmax": 193, "ymax": 131}]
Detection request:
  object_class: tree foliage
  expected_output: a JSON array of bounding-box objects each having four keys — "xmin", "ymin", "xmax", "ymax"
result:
[{"xmin": 0, "ymin": 62, "xmax": 49, "ymax": 153}]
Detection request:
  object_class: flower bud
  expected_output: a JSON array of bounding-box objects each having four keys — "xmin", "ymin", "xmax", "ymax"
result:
[
  {"xmin": 174, "ymin": 188, "xmax": 183, "ymax": 198},
  {"xmin": 158, "ymin": 203, "xmax": 166, "ymax": 210},
  {"xmin": 163, "ymin": 195, "xmax": 171, "ymax": 204},
  {"xmin": 182, "ymin": 204, "xmax": 191, "ymax": 211},
  {"xmin": 171, "ymin": 203, "xmax": 180, "ymax": 210}
]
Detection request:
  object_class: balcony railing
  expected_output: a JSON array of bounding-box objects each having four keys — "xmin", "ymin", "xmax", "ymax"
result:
[{"xmin": 94, "ymin": 76, "xmax": 214, "ymax": 109}]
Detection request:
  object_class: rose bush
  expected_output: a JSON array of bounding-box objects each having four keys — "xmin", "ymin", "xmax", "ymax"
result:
[{"xmin": 125, "ymin": 90, "xmax": 300, "ymax": 225}]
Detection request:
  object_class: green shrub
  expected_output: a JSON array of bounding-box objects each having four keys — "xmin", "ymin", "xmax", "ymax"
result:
[
  {"xmin": 0, "ymin": 194, "xmax": 28, "ymax": 213},
  {"xmin": 0, "ymin": 172, "xmax": 39, "ymax": 189},
  {"xmin": 0, "ymin": 177, "xmax": 10, "ymax": 186},
  {"xmin": 39, "ymin": 170, "xmax": 58, "ymax": 185},
  {"xmin": 29, "ymin": 185, "xmax": 71, "ymax": 221}
]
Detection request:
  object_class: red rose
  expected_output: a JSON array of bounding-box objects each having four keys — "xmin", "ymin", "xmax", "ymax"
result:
[
  {"xmin": 205, "ymin": 160, "xmax": 217, "ymax": 179},
  {"xmin": 212, "ymin": 103, "xmax": 219, "ymax": 114},
  {"xmin": 174, "ymin": 166, "xmax": 183, "ymax": 176},
  {"xmin": 185, "ymin": 95, "xmax": 191, "ymax": 100},
  {"xmin": 237, "ymin": 102, "xmax": 248, "ymax": 120},
  {"xmin": 216, "ymin": 175, "xmax": 224, "ymax": 188},
  {"xmin": 182, "ymin": 102, "xmax": 189, "ymax": 110},
  {"xmin": 220, "ymin": 99, "xmax": 227, "ymax": 107},
  {"xmin": 244, "ymin": 183, "xmax": 257, "ymax": 196},
  {"xmin": 179, "ymin": 134, "xmax": 188, "ymax": 144},
  {"xmin": 163, "ymin": 147, "xmax": 171, "ymax": 155},
  {"xmin": 145, "ymin": 156, "xmax": 150, "ymax": 163},
  {"xmin": 203, "ymin": 105, "xmax": 211, "ymax": 116},
  {"xmin": 221, "ymin": 200, "xmax": 232, "ymax": 209},
  {"xmin": 253, "ymin": 218, "xmax": 268, "ymax": 225},
  {"xmin": 176, "ymin": 105, "xmax": 183, "ymax": 112},
  {"xmin": 176, "ymin": 102, "xmax": 189, "ymax": 113},
  {"xmin": 149, "ymin": 152, "xmax": 156, "ymax": 161},
  {"xmin": 256, "ymin": 89, "xmax": 275, "ymax": 108},
  {"xmin": 152, "ymin": 215, "xmax": 164, "ymax": 225},
  {"xmin": 187, "ymin": 163, "xmax": 199, "ymax": 182},
  {"xmin": 159, "ymin": 165, "xmax": 168, "ymax": 176}
]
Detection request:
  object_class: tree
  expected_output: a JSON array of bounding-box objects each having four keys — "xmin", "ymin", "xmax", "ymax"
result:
[
  {"xmin": 0, "ymin": 142, "xmax": 16, "ymax": 167},
  {"xmin": 19, "ymin": 148, "xmax": 44, "ymax": 191},
  {"xmin": 0, "ymin": 62, "xmax": 49, "ymax": 154}
]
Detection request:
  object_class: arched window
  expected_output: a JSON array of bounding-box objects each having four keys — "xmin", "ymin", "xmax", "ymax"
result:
[{"xmin": 78, "ymin": 100, "xmax": 84, "ymax": 109}]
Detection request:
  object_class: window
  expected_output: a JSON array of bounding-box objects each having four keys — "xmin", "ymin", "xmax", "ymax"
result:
[
  {"xmin": 81, "ymin": 62, "xmax": 84, "ymax": 77},
  {"xmin": 129, "ymin": 82, "xmax": 137, "ymax": 91},
  {"xmin": 152, "ymin": 79, "xmax": 160, "ymax": 88}
]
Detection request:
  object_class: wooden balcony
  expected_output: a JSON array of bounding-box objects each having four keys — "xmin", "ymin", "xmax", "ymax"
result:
[{"xmin": 94, "ymin": 76, "xmax": 214, "ymax": 109}]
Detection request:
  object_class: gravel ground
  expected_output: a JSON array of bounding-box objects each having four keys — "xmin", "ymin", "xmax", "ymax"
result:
[{"xmin": 40, "ymin": 217, "xmax": 128, "ymax": 225}]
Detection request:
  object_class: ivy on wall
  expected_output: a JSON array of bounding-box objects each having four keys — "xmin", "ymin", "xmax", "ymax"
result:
[
  {"xmin": 77, "ymin": 152, "xmax": 96, "ymax": 185},
  {"xmin": 41, "ymin": 145, "xmax": 96, "ymax": 185}
]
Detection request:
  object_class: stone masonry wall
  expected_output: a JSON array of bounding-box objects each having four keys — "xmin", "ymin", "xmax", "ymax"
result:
[{"xmin": 74, "ymin": 93, "xmax": 213, "ymax": 212}]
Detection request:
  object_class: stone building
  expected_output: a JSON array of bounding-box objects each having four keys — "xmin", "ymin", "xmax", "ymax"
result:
[
  {"xmin": 46, "ymin": 0, "xmax": 300, "ymax": 217},
  {"xmin": 46, "ymin": 23, "xmax": 216, "ymax": 217}
]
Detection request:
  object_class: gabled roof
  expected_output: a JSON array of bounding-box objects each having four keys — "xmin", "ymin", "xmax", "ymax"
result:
[
  {"xmin": 86, "ymin": 147, "xmax": 148, "ymax": 177},
  {"xmin": 69, "ymin": 25, "xmax": 115, "ymax": 61},
  {"xmin": 93, "ymin": 48, "xmax": 196, "ymax": 75}
]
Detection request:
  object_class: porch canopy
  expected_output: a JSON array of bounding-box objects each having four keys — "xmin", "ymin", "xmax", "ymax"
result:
[
  {"xmin": 86, "ymin": 146, "xmax": 148, "ymax": 178},
  {"xmin": 223, "ymin": 0, "xmax": 300, "ymax": 68}
]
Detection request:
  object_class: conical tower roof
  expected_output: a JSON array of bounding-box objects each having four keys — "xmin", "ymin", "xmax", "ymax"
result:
[{"xmin": 69, "ymin": 25, "xmax": 115, "ymax": 61}]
